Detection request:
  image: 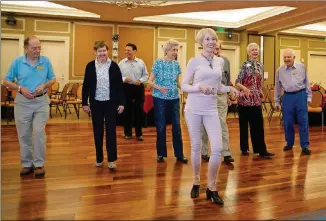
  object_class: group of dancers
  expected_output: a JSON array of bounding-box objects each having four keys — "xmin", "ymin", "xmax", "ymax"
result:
[{"xmin": 4, "ymin": 27, "xmax": 312, "ymax": 206}]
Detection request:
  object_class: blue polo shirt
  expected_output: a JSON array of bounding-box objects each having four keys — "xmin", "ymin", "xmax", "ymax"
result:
[{"xmin": 5, "ymin": 54, "xmax": 56, "ymax": 92}]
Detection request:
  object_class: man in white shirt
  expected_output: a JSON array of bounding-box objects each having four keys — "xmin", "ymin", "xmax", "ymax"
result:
[{"xmin": 118, "ymin": 43, "xmax": 148, "ymax": 141}]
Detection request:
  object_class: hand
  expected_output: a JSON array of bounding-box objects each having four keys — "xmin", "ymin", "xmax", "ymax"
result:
[
  {"xmin": 159, "ymin": 87, "xmax": 168, "ymax": 95},
  {"xmin": 199, "ymin": 85, "xmax": 213, "ymax": 95},
  {"xmin": 117, "ymin": 105, "xmax": 124, "ymax": 114},
  {"xmin": 34, "ymin": 84, "xmax": 45, "ymax": 95},
  {"xmin": 82, "ymin": 106, "xmax": 90, "ymax": 113},
  {"xmin": 124, "ymin": 77, "xmax": 132, "ymax": 83},
  {"xmin": 242, "ymin": 87, "xmax": 251, "ymax": 97},
  {"xmin": 227, "ymin": 98, "xmax": 232, "ymax": 106},
  {"xmin": 308, "ymin": 101, "xmax": 311, "ymax": 106},
  {"xmin": 20, "ymin": 87, "xmax": 35, "ymax": 99},
  {"xmin": 230, "ymin": 87, "xmax": 240, "ymax": 97},
  {"xmin": 134, "ymin": 80, "xmax": 141, "ymax": 86},
  {"xmin": 274, "ymin": 105, "xmax": 280, "ymax": 111}
]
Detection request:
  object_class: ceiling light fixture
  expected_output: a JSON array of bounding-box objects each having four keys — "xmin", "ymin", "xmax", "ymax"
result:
[{"xmin": 104, "ymin": 1, "xmax": 167, "ymax": 10}]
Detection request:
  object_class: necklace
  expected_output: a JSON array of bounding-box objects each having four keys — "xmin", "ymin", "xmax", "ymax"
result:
[{"xmin": 201, "ymin": 53, "xmax": 213, "ymax": 69}]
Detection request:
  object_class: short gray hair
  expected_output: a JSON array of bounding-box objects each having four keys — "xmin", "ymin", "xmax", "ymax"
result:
[
  {"xmin": 247, "ymin": 43, "xmax": 259, "ymax": 55},
  {"xmin": 283, "ymin": 48, "xmax": 296, "ymax": 56},
  {"xmin": 196, "ymin": 28, "xmax": 217, "ymax": 45},
  {"xmin": 162, "ymin": 39, "xmax": 179, "ymax": 54}
]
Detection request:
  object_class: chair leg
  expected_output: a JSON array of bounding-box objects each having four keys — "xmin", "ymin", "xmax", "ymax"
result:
[
  {"xmin": 49, "ymin": 104, "xmax": 52, "ymax": 118},
  {"xmin": 64, "ymin": 104, "xmax": 68, "ymax": 119},
  {"xmin": 74, "ymin": 104, "xmax": 79, "ymax": 119}
]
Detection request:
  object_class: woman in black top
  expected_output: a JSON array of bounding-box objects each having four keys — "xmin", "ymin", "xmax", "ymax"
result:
[{"xmin": 82, "ymin": 41, "xmax": 125, "ymax": 170}]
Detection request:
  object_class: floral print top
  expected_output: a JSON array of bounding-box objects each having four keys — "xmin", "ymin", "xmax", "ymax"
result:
[{"xmin": 235, "ymin": 60, "xmax": 264, "ymax": 107}]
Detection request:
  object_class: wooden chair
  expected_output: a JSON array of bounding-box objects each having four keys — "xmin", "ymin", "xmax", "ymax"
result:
[
  {"xmin": 261, "ymin": 85, "xmax": 269, "ymax": 112},
  {"xmin": 64, "ymin": 83, "xmax": 81, "ymax": 119},
  {"xmin": 50, "ymin": 83, "xmax": 70, "ymax": 118},
  {"xmin": 267, "ymin": 88, "xmax": 282, "ymax": 125},
  {"xmin": 308, "ymin": 90, "xmax": 324, "ymax": 130}
]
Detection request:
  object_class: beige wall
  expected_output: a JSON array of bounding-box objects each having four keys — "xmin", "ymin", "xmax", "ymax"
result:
[{"xmin": 2, "ymin": 15, "xmax": 326, "ymax": 85}]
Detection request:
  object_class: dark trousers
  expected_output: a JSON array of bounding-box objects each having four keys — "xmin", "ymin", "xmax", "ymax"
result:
[
  {"xmin": 282, "ymin": 90, "xmax": 309, "ymax": 148},
  {"xmin": 238, "ymin": 105, "xmax": 268, "ymax": 154},
  {"xmin": 123, "ymin": 83, "xmax": 145, "ymax": 137},
  {"xmin": 91, "ymin": 100, "xmax": 117, "ymax": 163},
  {"xmin": 154, "ymin": 97, "xmax": 183, "ymax": 157}
]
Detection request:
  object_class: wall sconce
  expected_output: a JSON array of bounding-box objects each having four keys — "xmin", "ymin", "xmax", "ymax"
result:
[{"xmin": 112, "ymin": 34, "xmax": 119, "ymax": 58}]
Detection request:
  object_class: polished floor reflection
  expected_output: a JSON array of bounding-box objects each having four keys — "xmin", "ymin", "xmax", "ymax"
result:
[{"xmin": 1, "ymin": 116, "xmax": 326, "ymax": 220}]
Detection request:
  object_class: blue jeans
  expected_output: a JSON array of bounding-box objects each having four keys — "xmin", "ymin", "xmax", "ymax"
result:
[
  {"xmin": 153, "ymin": 97, "xmax": 183, "ymax": 157},
  {"xmin": 282, "ymin": 90, "xmax": 309, "ymax": 148}
]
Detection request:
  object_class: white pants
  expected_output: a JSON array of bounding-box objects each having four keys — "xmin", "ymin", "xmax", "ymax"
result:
[
  {"xmin": 202, "ymin": 93, "xmax": 231, "ymax": 157},
  {"xmin": 185, "ymin": 111, "xmax": 222, "ymax": 191}
]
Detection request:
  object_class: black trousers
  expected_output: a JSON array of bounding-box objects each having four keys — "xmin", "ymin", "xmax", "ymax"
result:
[
  {"xmin": 238, "ymin": 105, "xmax": 268, "ymax": 154},
  {"xmin": 91, "ymin": 100, "xmax": 117, "ymax": 163},
  {"xmin": 123, "ymin": 83, "xmax": 145, "ymax": 137}
]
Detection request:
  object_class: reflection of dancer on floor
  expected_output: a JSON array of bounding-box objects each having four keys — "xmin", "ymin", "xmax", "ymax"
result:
[
  {"xmin": 181, "ymin": 28, "xmax": 239, "ymax": 205},
  {"xmin": 201, "ymin": 40, "xmax": 235, "ymax": 164}
]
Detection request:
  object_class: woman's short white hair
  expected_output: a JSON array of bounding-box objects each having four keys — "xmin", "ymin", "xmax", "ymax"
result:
[
  {"xmin": 247, "ymin": 43, "xmax": 259, "ymax": 55},
  {"xmin": 162, "ymin": 39, "xmax": 179, "ymax": 54},
  {"xmin": 196, "ymin": 28, "xmax": 217, "ymax": 45}
]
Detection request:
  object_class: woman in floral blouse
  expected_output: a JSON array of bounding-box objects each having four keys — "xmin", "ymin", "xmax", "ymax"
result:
[
  {"xmin": 147, "ymin": 39, "xmax": 188, "ymax": 163},
  {"xmin": 235, "ymin": 43, "xmax": 274, "ymax": 158}
]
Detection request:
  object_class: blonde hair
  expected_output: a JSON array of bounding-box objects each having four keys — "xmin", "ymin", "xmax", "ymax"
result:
[
  {"xmin": 162, "ymin": 39, "xmax": 179, "ymax": 54},
  {"xmin": 196, "ymin": 28, "xmax": 217, "ymax": 45},
  {"xmin": 247, "ymin": 43, "xmax": 259, "ymax": 55}
]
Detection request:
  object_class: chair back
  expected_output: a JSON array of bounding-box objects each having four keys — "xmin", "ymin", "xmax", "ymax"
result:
[
  {"xmin": 268, "ymin": 88, "xmax": 275, "ymax": 105},
  {"xmin": 70, "ymin": 83, "xmax": 80, "ymax": 98},
  {"xmin": 60, "ymin": 83, "xmax": 70, "ymax": 100},
  {"xmin": 51, "ymin": 82, "xmax": 59, "ymax": 94},
  {"xmin": 262, "ymin": 86, "xmax": 269, "ymax": 102},
  {"xmin": 1, "ymin": 85, "xmax": 8, "ymax": 103},
  {"xmin": 309, "ymin": 90, "xmax": 323, "ymax": 108},
  {"xmin": 77, "ymin": 84, "xmax": 82, "ymax": 100}
]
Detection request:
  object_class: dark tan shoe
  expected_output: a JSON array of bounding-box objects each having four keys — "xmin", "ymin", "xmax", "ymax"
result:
[
  {"xmin": 20, "ymin": 167, "xmax": 34, "ymax": 176},
  {"xmin": 34, "ymin": 167, "xmax": 45, "ymax": 178}
]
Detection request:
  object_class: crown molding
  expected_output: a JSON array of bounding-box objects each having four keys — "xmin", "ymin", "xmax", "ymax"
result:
[
  {"xmin": 134, "ymin": 6, "xmax": 295, "ymax": 28},
  {"xmin": 0, "ymin": 4, "xmax": 100, "ymax": 18},
  {"xmin": 280, "ymin": 28, "xmax": 326, "ymax": 37}
]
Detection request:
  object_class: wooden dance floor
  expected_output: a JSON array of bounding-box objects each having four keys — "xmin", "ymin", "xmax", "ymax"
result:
[{"xmin": 1, "ymin": 116, "xmax": 326, "ymax": 220}]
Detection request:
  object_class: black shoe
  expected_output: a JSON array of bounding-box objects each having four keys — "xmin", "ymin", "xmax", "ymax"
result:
[
  {"xmin": 124, "ymin": 135, "xmax": 132, "ymax": 140},
  {"xmin": 136, "ymin": 136, "xmax": 144, "ymax": 141},
  {"xmin": 202, "ymin": 155, "xmax": 210, "ymax": 162},
  {"xmin": 224, "ymin": 156, "xmax": 234, "ymax": 163},
  {"xmin": 190, "ymin": 185, "xmax": 200, "ymax": 198},
  {"xmin": 302, "ymin": 147, "xmax": 311, "ymax": 155},
  {"xmin": 259, "ymin": 152, "xmax": 275, "ymax": 158},
  {"xmin": 241, "ymin": 151, "xmax": 249, "ymax": 155},
  {"xmin": 283, "ymin": 145, "xmax": 293, "ymax": 151},
  {"xmin": 176, "ymin": 156, "xmax": 188, "ymax": 164},
  {"xmin": 206, "ymin": 188, "xmax": 224, "ymax": 205},
  {"xmin": 157, "ymin": 156, "xmax": 164, "ymax": 162}
]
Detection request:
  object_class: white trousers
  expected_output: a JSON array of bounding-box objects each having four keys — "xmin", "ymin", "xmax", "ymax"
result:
[{"xmin": 185, "ymin": 111, "xmax": 222, "ymax": 191}]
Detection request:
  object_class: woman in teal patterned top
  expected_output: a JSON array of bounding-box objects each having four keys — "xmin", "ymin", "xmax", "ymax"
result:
[{"xmin": 147, "ymin": 39, "xmax": 188, "ymax": 163}]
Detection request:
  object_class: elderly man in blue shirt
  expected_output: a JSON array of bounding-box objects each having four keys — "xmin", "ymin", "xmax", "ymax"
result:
[
  {"xmin": 274, "ymin": 48, "xmax": 312, "ymax": 155},
  {"xmin": 118, "ymin": 43, "xmax": 148, "ymax": 141},
  {"xmin": 3, "ymin": 36, "xmax": 56, "ymax": 178}
]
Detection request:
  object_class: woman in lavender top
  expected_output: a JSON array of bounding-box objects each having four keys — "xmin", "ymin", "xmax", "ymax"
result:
[
  {"xmin": 147, "ymin": 39, "xmax": 188, "ymax": 164},
  {"xmin": 181, "ymin": 28, "xmax": 239, "ymax": 205}
]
